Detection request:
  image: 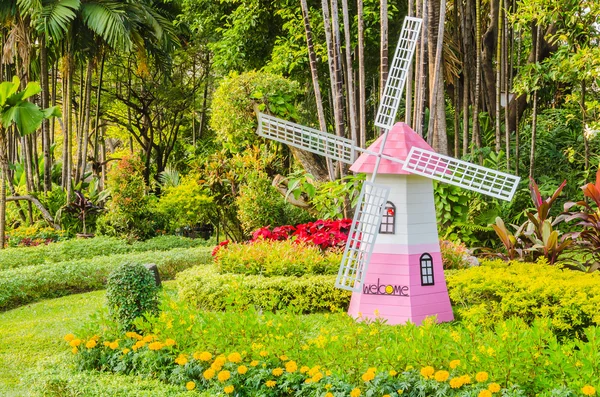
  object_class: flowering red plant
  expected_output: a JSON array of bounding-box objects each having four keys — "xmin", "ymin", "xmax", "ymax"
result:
[
  {"xmin": 211, "ymin": 240, "xmax": 230, "ymax": 258},
  {"xmin": 250, "ymin": 219, "xmax": 352, "ymax": 250}
]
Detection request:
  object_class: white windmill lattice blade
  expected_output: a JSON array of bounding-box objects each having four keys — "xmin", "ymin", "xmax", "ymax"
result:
[
  {"xmin": 257, "ymin": 113, "xmax": 356, "ymax": 164},
  {"xmin": 335, "ymin": 182, "xmax": 390, "ymax": 292},
  {"xmin": 402, "ymin": 147, "xmax": 521, "ymax": 201},
  {"xmin": 375, "ymin": 16, "xmax": 422, "ymax": 130}
]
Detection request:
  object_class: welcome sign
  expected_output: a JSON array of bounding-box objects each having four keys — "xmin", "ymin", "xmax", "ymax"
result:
[{"xmin": 362, "ymin": 279, "xmax": 409, "ymax": 297}]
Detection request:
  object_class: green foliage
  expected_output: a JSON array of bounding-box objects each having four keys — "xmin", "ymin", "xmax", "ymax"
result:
[
  {"xmin": 156, "ymin": 175, "xmax": 214, "ymax": 233},
  {"xmin": 5, "ymin": 225, "xmax": 67, "ymax": 247},
  {"xmin": 74, "ymin": 296, "xmax": 600, "ymax": 396},
  {"xmin": 216, "ymin": 240, "xmax": 341, "ymax": 277},
  {"xmin": 176, "ymin": 265, "xmax": 350, "ymax": 313},
  {"xmin": 0, "ymin": 235, "xmax": 207, "ymax": 271},
  {"xmin": 106, "ymin": 262, "xmax": 159, "ymax": 331},
  {"xmin": 96, "ymin": 156, "xmax": 156, "ymax": 240},
  {"xmin": 235, "ymin": 176, "xmax": 313, "ymax": 234},
  {"xmin": 0, "ymin": 246, "xmax": 211, "ymax": 311},
  {"xmin": 309, "ymin": 174, "xmax": 365, "ymax": 220},
  {"xmin": 210, "ymin": 70, "xmax": 301, "ymax": 154},
  {"xmin": 447, "ymin": 259, "xmax": 600, "ymax": 337}
]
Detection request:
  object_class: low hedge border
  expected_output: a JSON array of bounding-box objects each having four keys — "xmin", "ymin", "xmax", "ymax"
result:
[
  {"xmin": 176, "ymin": 266, "xmax": 351, "ymax": 313},
  {"xmin": 447, "ymin": 258, "xmax": 600, "ymax": 336},
  {"xmin": 0, "ymin": 235, "xmax": 209, "ymax": 271},
  {"xmin": 0, "ymin": 247, "xmax": 212, "ymax": 311}
]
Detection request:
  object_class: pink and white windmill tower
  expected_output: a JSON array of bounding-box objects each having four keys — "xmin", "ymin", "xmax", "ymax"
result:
[{"xmin": 256, "ymin": 17, "xmax": 520, "ymax": 325}]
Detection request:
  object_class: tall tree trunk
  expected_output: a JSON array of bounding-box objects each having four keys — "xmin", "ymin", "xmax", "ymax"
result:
[
  {"xmin": 341, "ymin": 0, "xmax": 357, "ymax": 147},
  {"xmin": 481, "ymin": 0, "xmax": 500, "ymax": 116},
  {"xmin": 78, "ymin": 60, "xmax": 94, "ymax": 184},
  {"xmin": 427, "ymin": 0, "xmax": 448, "ymax": 154},
  {"xmin": 330, "ymin": 0, "xmax": 346, "ymax": 145},
  {"xmin": 504, "ymin": 5, "xmax": 511, "ymax": 170},
  {"xmin": 413, "ymin": 0, "xmax": 427, "ymax": 136},
  {"xmin": 581, "ymin": 80, "xmax": 589, "ymax": 170},
  {"xmin": 0, "ymin": 130, "xmax": 7, "ymax": 249},
  {"xmin": 405, "ymin": 0, "xmax": 415, "ymax": 128},
  {"xmin": 529, "ymin": 24, "xmax": 540, "ymax": 179},
  {"xmin": 472, "ymin": 0, "xmax": 482, "ymax": 158},
  {"xmin": 301, "ymin": 0, "xmax": 335, "ymax": 180},
  {"xmin": 495, "ymin": 0, "xmax": 503, "ymax": 153},
  {"xmin": 380, "ymin": 0, "xmax": 389, "ymax": 104},
  {"xmin": 93, "ymin": 52, "xmax": 105, "ymax": 173},
  {"xmin": 357, "ymin": 0, "xmax": 367, "ymax": 148},
  {"xmin": 41, "ymin": 35, "xmax": 52, "ymax": 192}
]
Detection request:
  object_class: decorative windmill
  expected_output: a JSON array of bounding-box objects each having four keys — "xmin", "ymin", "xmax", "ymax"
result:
[{"xmin": 256, "ymin": 17, "xmax": 520, "ymax": 325}]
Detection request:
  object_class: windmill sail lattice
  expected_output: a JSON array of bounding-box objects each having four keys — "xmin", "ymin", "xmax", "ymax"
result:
[
  {"xmin": 335, "ymin": 182, "xmax": 390, "ymax": 291},
  {"xmin": 257, "ymin": 113, "xmax": 356, "ymax": 164},
  {"xmin": 402, "ymin": 147, "xmax": 520, "ymax": 201},
  {"xmin": 375, "ymin": 17, "xmax": 422, "ymax": 130}
]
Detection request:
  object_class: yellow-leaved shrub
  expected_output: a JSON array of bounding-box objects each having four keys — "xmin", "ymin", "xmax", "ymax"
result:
[{"xmin": 447, "ymin": 259, "xmax": 600, "ymax": 335}]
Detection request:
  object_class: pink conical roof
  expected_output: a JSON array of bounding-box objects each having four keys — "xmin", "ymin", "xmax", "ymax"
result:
[{"xmin": 350, "ymin": 122, "xmax": 435, "ymax": 174}]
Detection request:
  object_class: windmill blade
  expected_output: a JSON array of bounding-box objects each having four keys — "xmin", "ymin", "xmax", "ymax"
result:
[
  {"xmin": 402, "ymin": 147, "xmax": 521, "ymax": 201},
  {"xmin": 375, "ymin": 16, "xmax": 422, "ymax": 130},
  {"xmin": 336, "ymin": 182, "xmax": 390, "ymax": 292},
  {"xmin": 257, "ymin": 113, "xmax": 356, "ymax": 164}
]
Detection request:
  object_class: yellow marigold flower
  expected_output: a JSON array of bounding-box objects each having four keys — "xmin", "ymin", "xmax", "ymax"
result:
[
  {"xmin": 203, "ymin": 368, "xmax": 216, "ymax": 380},
  {"xmin": 122, "ymin": 348, "xmax": 130, "ymax": 354},
  {"xmin": 211, "ymin": 362, "xmax": 223, "ymax": 371},
  {"xmin": 383, "ymin": 395, "xmax": 391, "ymax": 397},
  {"xmin": 109, "ymin": 341, "xmax": 119, "ymax": 350},
  {"xmin": 449, "ymin": 378, "xmax": 464, "ymax": 389},
  {"xmin": 259, "ymin": 350, "xmax": 268, "ymax": 357},
  {"xmin": 148, "ymin": 342, "xmax": 164, "ymax": 351},
  {"xmin": 142, "ymin": 335, "xmax": 154, "ymax": 343},
  {"xmin": 250, "ymin": 360, "xmax": 259, "ymax": 367},
  {"xmin": 125, "ymin": 332, "xmax": 140, "ymax": 339},
  {"xmin": 434, "ymin": 370, "xmax": 450, "ymax": 382},
  {"xmin": 164, "ymin": 339, "xmax": 176, "ymax": 347},
  {"xmin": 300, "ymin": 366, "xmax": 309, "ymax": 373},
  {"xmin": 227, "ymin": 352, "xmax": 242, "ymax": 363},
  {"xmin": 64, "ymin": 334, "xmax": 75, "ymax": 342},
  {"xmin": 186, "ymin": 381, "xmax": 196, "ymax": 390},
  {"xmin": 175, "ymin": 354, "xmax": 188, "ymax": 366},
  {"xmin": 131, "ymin": 345, "xmax": 139, "ymax": 351},
  {"xmin": 69, "ymin": 339, "xmax": 82, "ymax": 347},
  {"xmin": 420, "ymin": 366, "xmax": 435, "ymax": 379},
  {"xmin": 85, "ymin": 339, "xmax": 97, "ymax": 349},
  {"xmin": 350, "ymin": 388, "xmax": 361, "ymax": 397},
  {"xmin": 279, "ymin": 355, "xmax": 288, "ymax": 361},
  {"xmin": 308, "ymin": 366, "xmax": 321, "ymax": 377},
  {"xmin": 272, "ymin": 367, "xmax": 284, "ymax": 377},
  {"xmin": 265, "ymin": 380, "xmax": 276, "ymax": 388},
  {"xmin": 449, "ymin": 360, "xmax": 460, "ymax": 369},
  {"xmin": 479, "ymin": 390, "xmax": 492, "ymax": 397},
  {"xmin": 325, "ymin": 393, "xmax": 334, "ymax": 397},
  {"xmin": 224, "ymin": 385, "xmax": 234, "ymax": 394},
  {"xmin": 215, "ymin": 356, "xmax": 227, "ymax": 366},
  {"xmin": 71, "ymin": 347, "xmax": 78, "ymax": 354},
  {"xmin": 325, "ymin": 383, "xmax": 332, "ymax": 390},
  {"xmin": 285, "ymin": 360, "xmax": 298, "ymax": 373},
  {"xmin": 488, "ymin": 383, "xmax": 501, "ymax": 393},
  {"xmin": 217, "ymin": 370, "xmax": 231, "ymax": 382},
  {"xmin": 237, "ymin": 365, "xmax": 248, "ymax": 375},
  {"xmin": 389, "ymin": 370, "xmax": 397, "ymax": 376},
  {"xmin": 361, "ymin": 371, "xmax": 375, "ymax": 382},
  {"xmin": 476, "ymin": 372, "xmax": 489, "ymax": 383},
  {"xmin": 198, "ymin": 351, "xmax": 212, "ymax": 361},
  {"xmin": 304, "ymin": 379, "xmax": 312, "ymax": 384},
  {"xmin": 582, "ymin": 386, "xmax": 596, "ymax": 396},
  {"xmin": 103, "ymin": 341, "xmax": 111, "ymax": 347},
  {"xmin": 312, "ymin": 372, "xmax": 323, "ymax": 382},
  {"xmin": 460, "ymin": 374, "xmax": 472, "ymax": 384}
]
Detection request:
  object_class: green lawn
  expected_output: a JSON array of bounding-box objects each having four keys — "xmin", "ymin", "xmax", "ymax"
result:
[{"xmin": 0, "ymin": 285, "xmax": 206, "ymax": 397}]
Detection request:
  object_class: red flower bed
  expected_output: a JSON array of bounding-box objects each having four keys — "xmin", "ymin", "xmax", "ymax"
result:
[{"xmin": 250, "ymin": 219, "xmax": 352, "ymax": 250}]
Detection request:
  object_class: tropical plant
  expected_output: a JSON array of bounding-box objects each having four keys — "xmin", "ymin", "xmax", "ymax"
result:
[
  {"xmin": 64, "ymin": 190, "xmax": 104, "ymax": 234},
  {"xmin": 563, "ymin": 167, "xmax": 600, "ymax": 272}
]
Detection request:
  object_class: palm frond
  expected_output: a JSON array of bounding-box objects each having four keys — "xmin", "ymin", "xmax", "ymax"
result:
[
  {"xmin": 80, "ymin": 0, "xmax": 131, "ymax": 51},
  {"xmin": 37, "ymin": 0, "xmax": 80, "ymax": 40},
  {"xmin": 158, "ymin": 167, "xmax": 180, "ymax": 189}
]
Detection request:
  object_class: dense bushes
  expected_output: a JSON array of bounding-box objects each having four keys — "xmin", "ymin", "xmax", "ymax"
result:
[
  {"xmin": 447, "ymin": 259, "xmax": 600, "ymax": 336},
  {"xmin": 0, "ymin": 235, "xmax": 207, "ymax": 270},
  {"xmin": 216, "ymin": 240, "xmax": 340, "ymax": 276},
  {"xmin": 177, "ymin": 266, "xmax": 350, "ymax": 313},
  {"xmin": 67, "ymin": 298, "xmax": 600, "ymax": 396},
  {"xmin": 106, "ymin": 263, "xmax": 160, "ymax": 331},
  {"xmin": 0, "ymin": 247, "xmax": 211, "ymax": 311}
]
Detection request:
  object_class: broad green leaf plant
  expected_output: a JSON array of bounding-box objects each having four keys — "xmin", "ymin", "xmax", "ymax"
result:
[{"xmin": 0, "ymin": 76, "xmax": 60, "ymax": 248}]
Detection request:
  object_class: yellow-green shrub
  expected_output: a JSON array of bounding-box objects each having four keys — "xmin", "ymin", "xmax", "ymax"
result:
[
  {"xmin": 216, "ymin": 239, "xmax": 341, "ymax": 276},
  {"xmin": 176, "ymin": 265, "xmax": 350, "ymax": 313},
  {"xmin": 447, "ymin": 258, "xmax": 600, "ymax": 335}
]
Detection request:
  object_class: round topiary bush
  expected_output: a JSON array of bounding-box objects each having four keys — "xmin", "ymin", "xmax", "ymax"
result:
[{"xmin": 106, "ymin": 262, "xmax": 159, "ymax": 331}]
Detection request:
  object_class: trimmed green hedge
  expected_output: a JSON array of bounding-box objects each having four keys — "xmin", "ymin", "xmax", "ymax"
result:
[
  {"xmin": 176, "ymin": 265, "xmax": 351, "ymax": 313},
  {"xmin": 447, "ymin": 259, "xmax": 600, "ymax": 336},
  {"xmin": 0, "ymin": 235, "xmax": 208, "ymax": 270},
  {"xmin": 0, "ymin": 247, "xmax": 212, "ymax": 311}
]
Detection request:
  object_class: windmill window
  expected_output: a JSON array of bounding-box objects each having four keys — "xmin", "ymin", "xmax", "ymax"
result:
[
  {"xmin": 379, "ymin": 201, "xmax": 396, "ymax": 234},
  {"xmin": 420, "ymin": 253, "xmax": 434, "ymax": 286}
]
